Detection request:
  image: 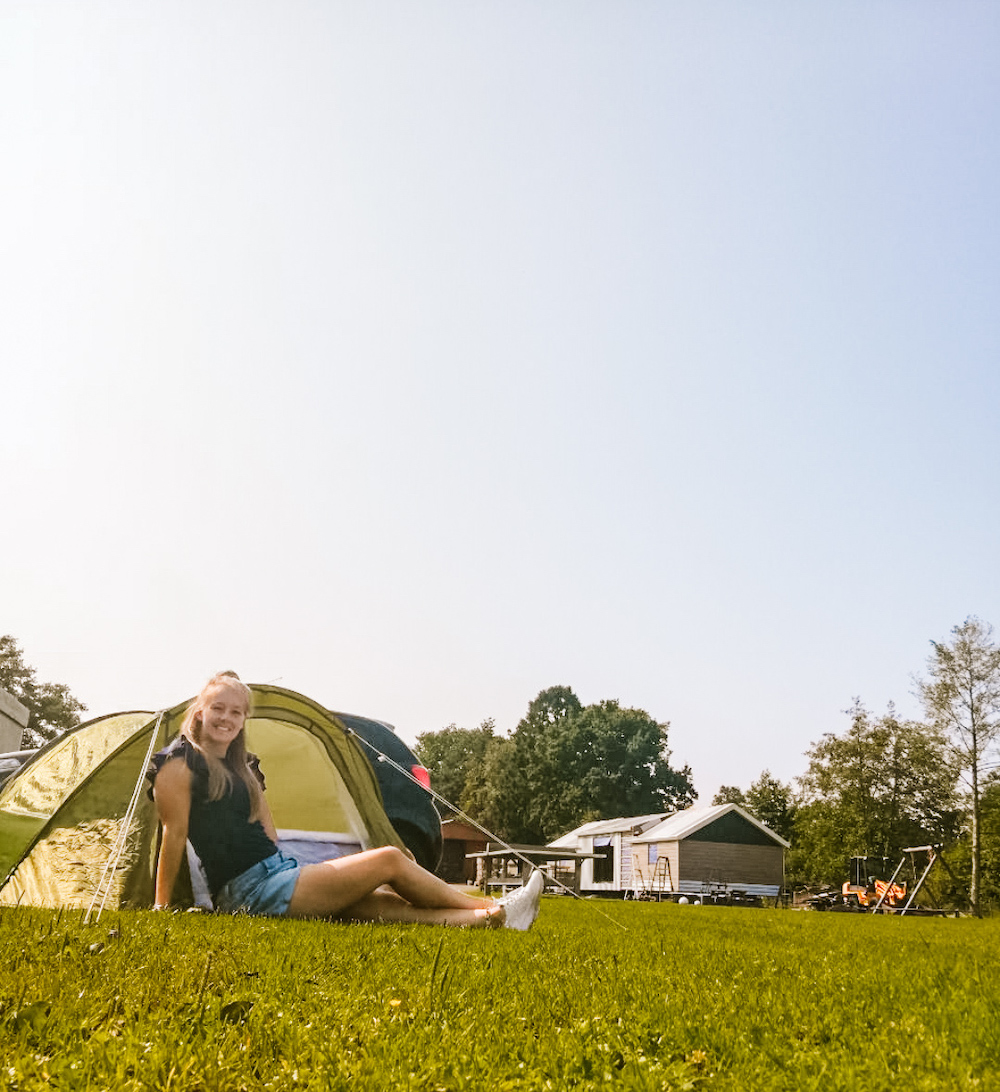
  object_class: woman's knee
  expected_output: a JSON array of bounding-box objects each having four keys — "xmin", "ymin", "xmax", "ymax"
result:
[{"xmin": 370, "ymin": 845, "xmax": 407, "ymax": 873}]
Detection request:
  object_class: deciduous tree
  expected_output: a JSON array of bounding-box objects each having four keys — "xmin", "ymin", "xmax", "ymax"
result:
[
  {"xmin": 464, "ymin": 686, "xmax": 695, "ymax": 843},
  {"xmin": 712, "ymin": 772, "xmax": 796, "ymax": 841},
  {"xmin": 918, "ymin": 616, "xmax": 1000, "ymax": 916},
  {"xmin": 939, "ymin": 776, "xmax": 1000, "ymax": 910},
  {"xmin": 413, "ymin": 720, "xmax": 497, "ymax": 815},
  {"xmin": 0, "ymin": 636, "xmax": 87, "ymax": 748},
  {"xmin": 792, "ymin": 700, "xmax": 959, "ymax": 888},
  {"xmin": 745, "ymin": 771, "xmax": 797, "ymax": 841}
]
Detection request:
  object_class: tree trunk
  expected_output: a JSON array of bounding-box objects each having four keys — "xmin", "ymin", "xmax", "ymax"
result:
[{"xmin": 970, "ymin": 735, "xmax": 980, "ymax": 918}]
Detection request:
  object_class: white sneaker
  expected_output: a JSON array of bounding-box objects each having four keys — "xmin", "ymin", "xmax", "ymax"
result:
[{"xmin": 501, "ymin": 870, "xmax": 544, "ymax": 931}]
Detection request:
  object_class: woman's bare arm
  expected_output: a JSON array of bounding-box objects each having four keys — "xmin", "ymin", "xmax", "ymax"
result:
[
  {"xmin": 258, "ymin": 792, "xmax": 279, "ymax": 844},
  {"xmin": 152, "ymin": 758, "xmax": 192, "ymax": 908}
]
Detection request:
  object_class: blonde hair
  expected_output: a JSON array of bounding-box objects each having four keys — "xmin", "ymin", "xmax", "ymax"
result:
[{"xmin": 181, "ymin": 671, "xmax": 264, "ymax": 821}]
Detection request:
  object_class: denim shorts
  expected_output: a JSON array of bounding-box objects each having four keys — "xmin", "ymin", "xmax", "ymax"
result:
[{"xmin": 215, "ymin": 850, "xmax": 301, "ymax": 916}]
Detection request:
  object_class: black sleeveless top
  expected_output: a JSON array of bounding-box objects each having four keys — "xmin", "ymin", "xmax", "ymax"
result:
[{"xmin": 147, "ymin": 736, "xmax": 278, "ymax": 897}]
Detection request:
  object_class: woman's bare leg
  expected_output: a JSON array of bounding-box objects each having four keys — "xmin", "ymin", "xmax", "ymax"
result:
[
  {"xmin": 334, "ymin": 889, "xmax": 503, "ymax": 928},
  {"xmin": 286, "ymin": 845, "xmax": 497, "ymax": 921}
]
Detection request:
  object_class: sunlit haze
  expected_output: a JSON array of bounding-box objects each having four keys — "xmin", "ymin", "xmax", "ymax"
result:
[{"xmin": 3, "ymin": 3, "xmax": 999, "ymax": 801}]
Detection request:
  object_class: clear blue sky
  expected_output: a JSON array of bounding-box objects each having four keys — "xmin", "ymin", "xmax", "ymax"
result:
[{"xmin": 2, "ymin": 2, "xmax": 998, "ymax": 801}]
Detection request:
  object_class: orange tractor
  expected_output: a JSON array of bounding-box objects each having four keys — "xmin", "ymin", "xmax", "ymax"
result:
[
  {"xmin": 808, "ymin": 846, "xmax": 948, "ymax": 914},
  {"xmin": 841, "ymin": 855, "xmax": 907, "ymax": 909}
]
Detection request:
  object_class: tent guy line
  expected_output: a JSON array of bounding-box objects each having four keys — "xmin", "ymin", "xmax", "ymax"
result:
[{"xmin": 342, "ymin": 725, "xmax": 630, "ymax": 932}]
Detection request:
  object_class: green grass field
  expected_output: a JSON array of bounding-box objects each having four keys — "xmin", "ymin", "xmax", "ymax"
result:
[{"xmin": 1, "ymin": 899, "xmax": 997, "ymax": 1090}]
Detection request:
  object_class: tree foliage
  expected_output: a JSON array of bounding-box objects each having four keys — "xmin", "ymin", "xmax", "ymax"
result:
[
  {"xmin": 712, "ymin": 771, "xmax": 796, "ymax": 841},
  {"xmin": 938, "ymin": 776, "xmax": 1000, "ymax": 911},
  {"xmin": 413, "ymin": 720, "xmax": 497, "ymax": 816},
  {"xmin": 461, "ymin": 686, "xmax": 695, "ymax": 843},
  {"xmin": 744, "ymin": 771, "xmax": 797, "ymax": 841},
  {"xmin": 751, "ymin": 772, "xmax": 796, "ymax": 838},
  {"xmin": 791, "ymin": 700, "xmax": 960, "ymax": 887},
  {"xmin": 712, "ymin": 785, "xmax": 746, "ymax": 807},
  {"xmin": 0, "ymin": 636, "xmax": 87, "ymax": 748}
]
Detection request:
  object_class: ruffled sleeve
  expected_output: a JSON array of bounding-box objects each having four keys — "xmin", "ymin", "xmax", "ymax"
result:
[
  {"xmin": 146, "ymin": 735, "xmax": 203, "ymax": 800},
  {"xmin": 247, "ymin": 753, "xmax": 266, "ymax": 791},
  {"xmin": 146, "ymin": 736, "xmax": 266, "ymax": 799}
]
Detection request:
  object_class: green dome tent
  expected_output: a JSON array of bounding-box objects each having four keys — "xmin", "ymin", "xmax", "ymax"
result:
[{"xmin": 0, "ymin": 684, "xmax": 403, "ymax": 911}]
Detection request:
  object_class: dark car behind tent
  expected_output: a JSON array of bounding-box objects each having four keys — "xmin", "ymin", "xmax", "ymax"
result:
[
  {"xmin": 335, "ymin": 712, "xmax": 441, "ymax": 872},
  {"xmin": 0, "ymin": 750, "xmax": 34, "ymax": 788}
]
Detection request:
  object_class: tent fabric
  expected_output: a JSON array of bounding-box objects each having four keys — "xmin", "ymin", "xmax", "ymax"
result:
[{"xmin": 0, "ymin": 685, "xmax": 403, "ymax": 910}]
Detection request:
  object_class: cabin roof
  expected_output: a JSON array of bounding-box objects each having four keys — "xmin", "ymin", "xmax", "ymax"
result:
[
  {"xmin": 633, "ymin": 803, "xmax": 790, "ymax": 848},
  {"xmin": 548, "ymin": 813, "xmax": 669, "ymax": 846},
  {"xmin": 550, "ymin": 804, "xmax": 789, "ymax": 850}
]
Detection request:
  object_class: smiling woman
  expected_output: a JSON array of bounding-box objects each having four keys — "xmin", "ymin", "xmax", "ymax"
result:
[{"xmin": 148, "ymin": 672, "xmax": 544, "ymax": 930}]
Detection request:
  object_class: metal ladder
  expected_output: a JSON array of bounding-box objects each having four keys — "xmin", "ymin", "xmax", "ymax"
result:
[{"xmin": 627, "ymin": 855, "xmax": 673, "ymax": 900}]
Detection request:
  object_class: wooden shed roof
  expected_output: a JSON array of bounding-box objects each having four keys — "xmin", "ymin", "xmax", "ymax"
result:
[
  {"xmin": 633, "ymin": 803, "xmax": 790, "ymax": 849},
  {"xmin": 548, "ymin": 813, "xmax": 668, "ymax": 846}
]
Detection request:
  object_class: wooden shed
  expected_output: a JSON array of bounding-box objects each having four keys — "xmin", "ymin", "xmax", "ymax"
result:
[
  {"xmin": 552, "ymin": 804, "xmax": 788, "ymax": 898},
  {"xmin": 631, "ymin": 804, "xmax": 788, "ymax": 898},
  {"xmin": 435, "ymin": 819, "xmax": 488, "ymax": 884}
]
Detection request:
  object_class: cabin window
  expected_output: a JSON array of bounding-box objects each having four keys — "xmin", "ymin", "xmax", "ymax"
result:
[
  {"xmin": 593, "ymin": 837, "xmax": 614, "ymax": 884},
  {"xmin": 648, "ymin": 843, "xmax": 659, "ymax": 865}
]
